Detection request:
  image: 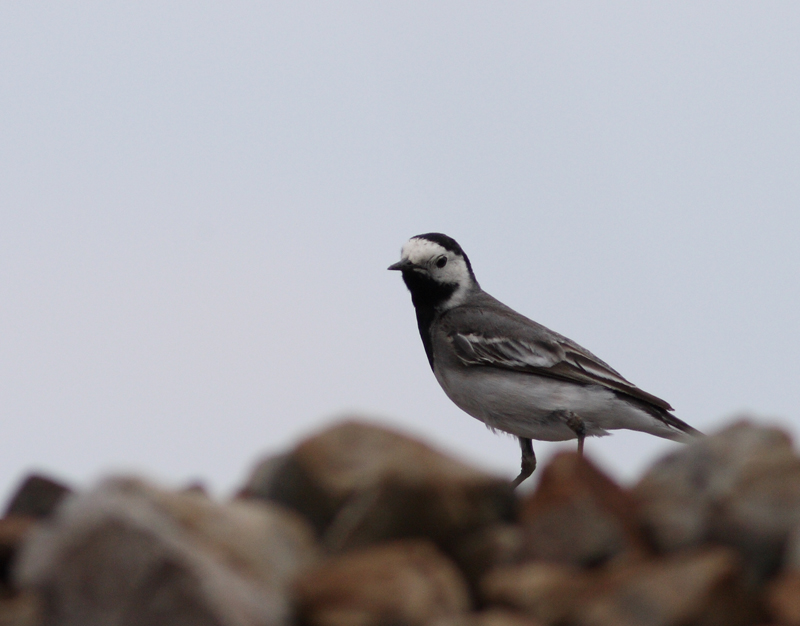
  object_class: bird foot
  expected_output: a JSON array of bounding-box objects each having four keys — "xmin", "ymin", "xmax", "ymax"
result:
[{"xmin": 512, "ymin": 437, "xmax": 536, "ymax": 488}]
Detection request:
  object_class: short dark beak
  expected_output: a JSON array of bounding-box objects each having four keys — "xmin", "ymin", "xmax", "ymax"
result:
[{"xmin": 387, "ymin": 259, "xmax": 414, "ymax": 271}]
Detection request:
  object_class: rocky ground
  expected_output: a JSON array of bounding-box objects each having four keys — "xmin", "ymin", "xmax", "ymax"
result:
[{"xmin": 1, "ymin": 418, "xmax": 800, "ymax": 626}]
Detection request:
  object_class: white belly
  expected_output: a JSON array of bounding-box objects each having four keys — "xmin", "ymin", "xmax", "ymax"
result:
[{"xmin": 434, "ymin": 364, "xmax": 678, "ymax": 442}]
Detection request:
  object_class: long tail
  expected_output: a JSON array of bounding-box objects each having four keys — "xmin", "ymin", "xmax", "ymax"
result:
[
  {"xmin": 623, "ymin": 393, "xmax": 703, "ymax": 441},
  {"xmin": 658, "ymin": 409, "xmax": 703, "ymax": 441}
]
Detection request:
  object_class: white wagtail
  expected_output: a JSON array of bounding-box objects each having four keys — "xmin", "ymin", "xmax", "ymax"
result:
[{"xmin": 389, "ymin": 233, "xmax": 700, "ymax": 487}]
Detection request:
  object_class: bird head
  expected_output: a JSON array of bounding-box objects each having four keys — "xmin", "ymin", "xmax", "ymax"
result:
[{"xmin": 388, "ymin": 233, "xmax": 478, "ymax": 311}]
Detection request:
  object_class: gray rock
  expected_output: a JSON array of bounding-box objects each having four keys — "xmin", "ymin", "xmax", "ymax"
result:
[
  {"xmin": 294, "ymin": 539, "xmax": 471, "ymax": 626},
  {"xmin": 240, "ymin": 421, "xmax": 515, "ymax": 552},
  {"xmin": 634, "ymin": 420, "xmax": 800, "ymax": 579},
  {"xmin": 16, "ymin": 477, "xmax": 318, "ymax": 626}
]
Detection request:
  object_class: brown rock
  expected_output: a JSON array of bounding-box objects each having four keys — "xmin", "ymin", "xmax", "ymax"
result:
[
  {"xmin": 575, "ymin": 547, "xmax": 759, "ymax": 626},
  {"xmin": 448, "ymin": 524, "xmax": 524, "ymax": 599},
  {"xmin": 781, "ymin": 525, "xmax": 800, "ymax": 571},
  {"xmin": 4, "ymin": 475, "xmax": 71, "ymax": 519},
  {"xmin": 430, "ymin": 608, "xmax": 543, "ymax": 626},
  {"xmin": 0, "ymin": 517, "xmax": 36, "ymax": 593},
  {"xmin": 294, "ymin": 539, "xmax": 471, "ymax": 626},
  {"xmin": 240, "ymin": 421, "xmax": 515, "ymax": 551},
  {"xmin": 481, "ymin": 561, "xmax": 593, "ymax": 625},
  {"xmin": 482, "ymin": 548, "xmax": 759, "ymax": 626},
  {"xmin": 634, "ymin": 420, "xmax": 800, "ymax": 580},
  {"xmin": 16, "ymin": 476, "xmax": 318, "ymax": 626},
  {"xmin": 0, "ymin": 592, "xmax": 40, "ymax": 626},
  {"xmin": 766, "ymin": 571, "xmax": 800, "ymax": 626},
  {"xmin": 518, "ymin": 452, "xmax": 647, "ymax": 566}
]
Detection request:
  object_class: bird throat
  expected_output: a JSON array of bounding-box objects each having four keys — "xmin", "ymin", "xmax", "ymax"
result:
[{"xmin": 401, "ymin": 270, "xmax": 458, "ymax": 369}]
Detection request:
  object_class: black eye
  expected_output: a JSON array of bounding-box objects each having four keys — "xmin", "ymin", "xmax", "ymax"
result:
[{"xmin": 436, "ymin": 256, "xmax": 448, "ymax": 268}]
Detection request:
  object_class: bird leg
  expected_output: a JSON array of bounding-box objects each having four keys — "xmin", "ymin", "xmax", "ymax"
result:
[
  {"xmin": 563, "ymin": 411, "xmax": 586, "ymax": 455},
  {"xmin": 512, "ymin": 437, "xmax": 536, "ymax": 489}
]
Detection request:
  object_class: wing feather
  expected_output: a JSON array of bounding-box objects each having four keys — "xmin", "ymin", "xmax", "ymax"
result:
[{"xmin": 441, "ymin": 295, "xmax": 674, "ymax": 412}]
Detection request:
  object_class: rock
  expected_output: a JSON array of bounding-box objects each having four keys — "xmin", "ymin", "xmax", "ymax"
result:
[
  {"xmin": 447, "ymin": 524, "xmax": 524, "ymax": 599},
  {"xmin": 481, "ymin": 561, "xmax": 593, "ymax": 625},
  {"xmin": 0, "ymin": 517, "xmax": 36, "ymax": 593},
  {"xmin": 240, "ymin": 421, "xmax": 515, "ymax": 551},
  {"xmin": 782, "ymin": 525, "xmax": 800, "ymax": 571},
  {"xmin": 517, "ymin": 452, "xmax": 647, "ymax": 566},
  {"xmin": 294, "ymin": 539, "xmax": 471, "ymax": 626},
  {"xmin": 4, "ymin": 475, "xmax": 71, "ymax": 519},
  {"xmin": 634, "ymin": 420, "xmax": 800, "ymax": 579},
  {"xmin": 16, "ymin": 476, "xmax": 318, "ymax": 626},
  {"xmin": 481, "ymin": 548, "xmax": 758, "ymax": 626},
  {"xmin": 766, "ymin": 571, "xmax": 800, "ymax": 626},
  {"xmin": 574, "ymin": 547, "xmax": 759, "ymax": 626},
  {"xmin": 766, "ymin": 524, "xmax": 800, "ymax": 625},
  {"xmin": 430, "ymin": 608, "xmax": 543, "ymax": 626},
  {"xmin": 0, "ymin": 592, "xmax": 40, "ymax": 626}
]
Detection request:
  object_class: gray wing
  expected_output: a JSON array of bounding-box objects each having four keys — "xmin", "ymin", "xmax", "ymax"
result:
[{"xmin": 441, "ymin": 294, "xmax": 674, "ymax": 412}]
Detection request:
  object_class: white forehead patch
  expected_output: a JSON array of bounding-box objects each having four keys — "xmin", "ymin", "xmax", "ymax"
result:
[{"xmin": 400, "ymin": 237, "xmax": 449, "ymax": 265}]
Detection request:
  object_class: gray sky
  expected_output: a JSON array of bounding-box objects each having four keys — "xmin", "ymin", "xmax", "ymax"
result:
[{"xmin": 1, "ymin": 3, "xmax": 799, "ymax": 499}]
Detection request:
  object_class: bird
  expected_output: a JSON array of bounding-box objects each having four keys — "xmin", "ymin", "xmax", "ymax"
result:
[{"xmin": 388, "ymin": 232, "xmax": 700, "ymax": 487}]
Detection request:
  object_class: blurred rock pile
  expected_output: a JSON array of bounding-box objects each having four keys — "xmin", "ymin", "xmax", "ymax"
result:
[{"xmin": 2, "ymin": 419, "xmax": 800, "ymax": 626}]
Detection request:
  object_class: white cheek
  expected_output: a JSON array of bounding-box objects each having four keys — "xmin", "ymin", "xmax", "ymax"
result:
[{"xmin": 442, "ymin": 260, "xmax": 469, "ymax": 284}]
